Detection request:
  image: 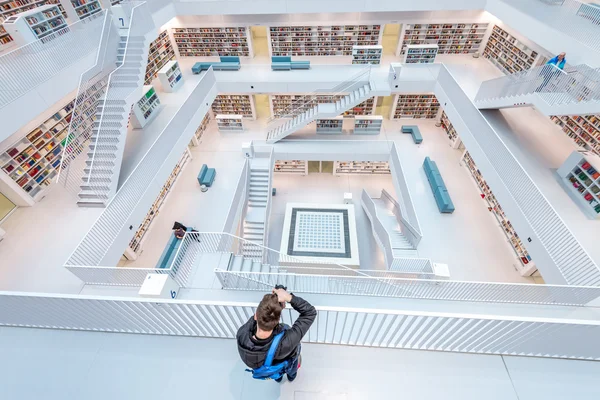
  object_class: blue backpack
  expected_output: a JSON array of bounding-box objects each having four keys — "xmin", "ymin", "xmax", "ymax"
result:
[{"xmin": 246, "ymin": 330, "xmax": 289, "ymax": 380}]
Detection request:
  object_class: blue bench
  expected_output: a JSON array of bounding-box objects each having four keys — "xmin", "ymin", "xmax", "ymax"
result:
[
  {"xmin": 423, "ymin": 157, "xmax": 455, "ymax": 213},
  {"xmin": 271, "ymin": 56, "xmax": 310, "ymax": 70},
  {"xmin": 198, "ymin": 164, "xmax": 216, "ymax": 187},
  {"xmin": 192, "ymin": 56, "xmax": 241, "ymax": 74},
  {"xmin": 155, "ymin": 227, "xmax": 192, "ymax": 269},
  {"xmin": 402, "ymin": 125, "xmax": 423, "ymax": 144}
]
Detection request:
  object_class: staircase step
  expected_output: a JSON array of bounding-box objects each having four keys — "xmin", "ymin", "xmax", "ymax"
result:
[
  {"xmin": 87, "ymin": 151, "xmax": 117, "ymax": 159},
  {"xmin": 80, "ymin": 184, "xmax": 111, "ymax": 191},
  {"xmin": 229, "ymin": 255, "xmax": 244, "ymax": 271},
  {"xmin": 84, "ymin": 167, "xmax": 113, "ymax": 175},
  {"xmin": 77, "ymin": 198, "xmax": 108, "ymax": 208},
  {"xmin": 85, "ymin": 160, "xmax": 115, "ymax": 167},
  {"xmin": 79, "ymin": 189, "xmax": 110, "ymax": 199},
  {"xmin": 251, "ymin": 261, "xmax": 263, "ymax": 272},
  {"xmin": 240, "ymin": 258, "xmax": 254, "ymax": 271},
  {"xmin": 89, "ymin": 144, "xmax": 118, "ymax": 152}
]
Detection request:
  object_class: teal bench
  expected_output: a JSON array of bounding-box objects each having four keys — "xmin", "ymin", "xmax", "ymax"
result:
[
  {"xmin": 198, "ymin": 164, "xmax": 216, "ymax": 187},
  {"xmin": 423, "ymin": 157, "xmax": 455, "ymax": 213},
  {"xmin": 402, "ymin": 125, "xmax": 423, "ymax": 144},
  {"xmin": 155, "ymin": 227, "xmax": 192, "ymax": 269},
  {"xmin": 192, "ymin": 56, "xmax": 241, "ymax": 74},
  {"xmin": 271, "ymin": 56, "xmax": 310, "ymax": 70}
]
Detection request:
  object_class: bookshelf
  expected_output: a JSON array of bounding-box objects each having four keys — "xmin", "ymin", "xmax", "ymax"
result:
[
  {"xmin": 316, "ymin": 117, "xmax": 343, "ymax": 134},
  {"xmin": 172, "ymin": 27, "xmax": 250, "ymax": 57},
  {"xmin": 334, "ymin": 161, "xmax": 391, "ymax": 175},
  {"xmin": 270, "ymin": 94, "xmax": 374, "ymax": 118},
  {"xmin": 352, "ymin": 45, "xmax": 382, "ymax": 65},
  {"xmin": 550, "ymin": 115, "xmax": 600, "ymax": 156},
  {"xmin": 0, "ymin": 23, "xmax": 12, "ymax": 45},
  {"xmin": 145, "ymin": 29, "xmax": 176, "ymax": 85},
  {"xmin": 400, "ymin": 23, "xmax": 488, "ymax": 55},
  {"xmin": 211, "ymin": 94, "xmax": 255, "ymax": 119},
  {"xmin": 483, "ymin": 25, "xmax": 539, "ymax": 75},
  {"xmin": 404, "ymin": 44, "xmax": 438, "ymax": 64},
  {"xmin": 157, "ymin": 60, "xmax": 183, "ymax": 93},
  {"xmin": 462, "ymin": 151, "xmax": 536, "ymax": 274},
  {"xmin": 353, "ymin": 116, "xmax": 382, "ymax": 135},
  {"xmin": 0, "ymin": 99, "xmax": 74, "ymax": 200},
  {"xmin": 126, "ymin": 148, "xmax": 191, "ymax": 259},
  {"xmin": 69, "ymin": 0, "xmax": 101, "ymax": 19},
  {"xmin": 274, "ymin": 160, "xmax": 307, "ymax": 175},
  {"xmin": 190, "ymin": 114, "xmax": 210, "ymax": 146},
  {"xmin": 440, "ymin": 111, "xmax": 462, "ymax": 149},
  {"xmin": 216, "ymin": 115, "xmax": 244, "ymax": 132},
  {"xmin": 3, "ymin": 4, "xmax": 67, "ymax": 44},
  {"xmin": 269, "ymin": 24, "xmax": 381, "ymax": 57},
  {"xmin": 0, "ymin": 0, "xmax": 67, "ymax": 23},
  {"xmin": 557, "ymin": 150, "xmax": 600, "ymax": 219},
  {"xmin": 390, "ymin": 94, "xmax": 440, "ymax": 119},
  {"xmin": 131, "ymin": 85, "xmax": 161, "ymax": 129}
]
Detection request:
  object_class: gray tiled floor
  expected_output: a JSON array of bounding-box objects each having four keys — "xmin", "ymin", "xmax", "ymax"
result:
[{"xmin": 1, "ymin": 326, "xmax": 599, "ymax": 400}]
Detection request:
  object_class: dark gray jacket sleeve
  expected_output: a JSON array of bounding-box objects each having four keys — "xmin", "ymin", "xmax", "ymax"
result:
[{"xmin": 279, "ymin": 295, "xmax": 317, "ymax": 357}]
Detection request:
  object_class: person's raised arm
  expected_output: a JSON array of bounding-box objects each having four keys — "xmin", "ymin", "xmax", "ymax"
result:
[{"xmin": 273, "ymin": 288, "xmax": 316, "ymax": 348}]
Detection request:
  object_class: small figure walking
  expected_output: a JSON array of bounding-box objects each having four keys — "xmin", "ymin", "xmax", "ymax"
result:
[
  {"xmin": 237, "ymin": 286, "xmax": 316, "ymax": 382},
  {"xmin": 536, "ymin": 52, "xmax": 567, "ymax": 92}
]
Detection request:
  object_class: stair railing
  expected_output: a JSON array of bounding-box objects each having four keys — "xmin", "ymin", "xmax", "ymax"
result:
[
  {"xmin": 56, "ymin": 10, "xmax": 120, "ymax": 195},
  {"xmin": 86, "ymin": 0, "xmax": 153, "ymax": 201},
  {"xmin": 265, "ymin": 66, "xmax": 372, "ymax": 133},
  {"xmin": 474, "ymin": 63, "xmax": 600, "ymax": 107}
]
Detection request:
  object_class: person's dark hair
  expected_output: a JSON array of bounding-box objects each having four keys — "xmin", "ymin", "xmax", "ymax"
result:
[{"xmin": 256, "ymin": 293, "xmax": 283, "ymax": 331}]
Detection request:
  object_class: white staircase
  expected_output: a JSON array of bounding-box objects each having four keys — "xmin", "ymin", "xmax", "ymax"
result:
[
  {"xmin": 372, "ymin": 197, "xmax": 419, "ymax": 259},
  {"xmin": 228, "ymin": 254, "xmax": 274, "ymax": 273},
  {"xmin": 474, "ymin": 64, "xmax": 600, "ymax": 115},
  {"xmin": 266, "ymin": 82, "xmax": 372, "ymax": 143},
  {"xmin": 241, "ymin": 157, "xmax": 272, "ymax": 259}
]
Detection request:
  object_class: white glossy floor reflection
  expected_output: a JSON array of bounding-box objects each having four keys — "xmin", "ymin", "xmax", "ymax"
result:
[{"xmin": 1, "ymin": 326, "xmax": 598, "ymax": 400}]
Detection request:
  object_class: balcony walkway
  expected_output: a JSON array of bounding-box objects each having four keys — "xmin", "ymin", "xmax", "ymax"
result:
[{"xmin": 1, "ymin": 326, "xmax": 598, "ymax": 400}]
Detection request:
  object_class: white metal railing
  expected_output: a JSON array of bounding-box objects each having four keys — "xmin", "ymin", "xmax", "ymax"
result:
[
  {"xmin": 65, "ymin": 70, "xmax": 218, "ymax": 267},
  {"xmin": 265, "ymin": 66, "xmax": 372, "ymax": 139},
  {"xmin": 221, "ymin": 159, "xmax": 249, "ymax": 235},
  {"xmin": 475, "ymin": 64, "xmax": 600, "ymax": 106},
  {"xmin": 360, "ymin": 189, "xmax": 433, "ymax": 274},
  {"xmin": 0, "ymin": 292, "xmax": 598, "ymax": 360},
  {"xmin": 437, "ymin": 65, "xmax": 600, "ymax": 286},
  {"xmin": 501, "ymin": 0, "xmax": 600, "ymax": 52},
  {"xmin": 85, "ymin": 1, "xmax": 153, "ymax": 200},
  {"xmin": 0, "ymin": 10, "xmax": 106, "ymax": 108},
  {"xmin": 388, "ymin": 143, "xmax": 423, "ymax": 240},
  {"xmin": 262, "ymin": 148, "xmax": 275, "ymax": 263},
  {"xmin": 56, "ymin": 10, "xmax": 120, "ymax": 194},
  {"xmin": 214, "ymin": 269, "xmax": 600, "ymax": 306}
]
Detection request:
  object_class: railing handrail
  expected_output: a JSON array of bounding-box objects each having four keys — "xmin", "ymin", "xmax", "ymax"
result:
[
  {"xmin": 87, "ymin": 1, "xmax": 146, "ymax": 185},
  {"xmin": 265, "ymin": 66, "xmax": 372, "ymax": 127}
]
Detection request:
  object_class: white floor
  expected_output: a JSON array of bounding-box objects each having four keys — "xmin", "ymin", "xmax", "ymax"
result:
[{"xmin": 1, "ymin": 326, "xmax": 599, "ymax": 400}]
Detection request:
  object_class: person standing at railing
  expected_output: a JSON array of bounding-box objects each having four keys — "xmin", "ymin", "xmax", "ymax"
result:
[
  {"xmin": 536, "ymin": 52, "xmax": 567, "ymax": 92},
  {"xmin": 237, "ymin": 286, "xmax": 316, "ymax": 382}
]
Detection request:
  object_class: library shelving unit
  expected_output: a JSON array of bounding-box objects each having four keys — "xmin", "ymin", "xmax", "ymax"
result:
[
  {"xmin": 483, "ymin": 25, "xmax": 539, "ymax": 75},
  {"xmin": 550, "ymin": 115, "xmax": 600, "ymax": 156},
  {"xmin": 131, "ymin": 85, "xmax": 161, "ymax": 129},
  {"xmin": 400, "ymin": 23, "xmax": 488, "ymax": 55},
  {"xmin": 557, "ymin": 150, "xmax": 600, "ymax": 219},
  {"xmin": 157, "ymin": 60, "xmax": 183, "ymax": 93},
  {"xmin": 462, "ymin": 151, "xmax": 536, "ymax": 275},
  {"xmin": 0, "ymin": 100, "xmax": 74, "ymax": 200},
  {"xmin": 274, "ymin": 160, "xmax": 307, "ymax": 175},
  {"xmin": 0, "ymin": 0, "xmax": 67, "ymax": 24},
  {"xmin": 352, "ymin": 45, "xmax": 382, "ymax": 65},
  {"xmin": 0, "ymin": 23, "xmax": 12, "ymax": 45},
  {"xmin": 390, "ymin": 94, "xmax": 440, "ymax": 119},
  {"xmin": 3, "ymin": 4, "xmax": 67, "ymax": 45},
  {"xmin": 269, "ymin": 24, "xmax": 381, "ymax": 57},
  {"xmin": 145, "ymin": 29, "xmax": 176, "ymax": 85},
  {"xmin": 440, "ymin": 111, "xmax": 463, "ymax": 149},
  {"xmin": 68, "ymin": 0, "xmax": 101, "ymax": 19},
  {"xmin": 316, "ymin": 117, "xmax": 343, "ymax": 134},
  {"xmin": 404, "ymin": 44, "xmax": 438, "ymax": 64},
  {"xmin": 270, "ymin": 94, "xmax": 374, "ymax": 118},
  {"xmin": 211, "ymin": 94, "xmax": 255, "ymax": 119},
  {"xmin": 172, "ymin": 27, "xmax": 250, "ymax": 57},
  {"xmin": 125, "ymin": 148, "xmax": 192, "ymax": 260},
  {"xmin": 216, "ymin": 115, "xmax": 244, "ymax": 132},
  {"xmin": 353, "ymin": 116, "xmax": 383, "ymax": 135},
  {"xmin": 190, "ymin": 114, "xmax": 210, "ymax": 146},
  {"xmin": 334, "ymin": 161, "xmax": 391, "ymax": 175}
]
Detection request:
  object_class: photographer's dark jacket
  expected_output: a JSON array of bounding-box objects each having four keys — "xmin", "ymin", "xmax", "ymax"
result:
[{"xmin": 236, "ymin": 295, "xmax": 317, "ymax": 369}]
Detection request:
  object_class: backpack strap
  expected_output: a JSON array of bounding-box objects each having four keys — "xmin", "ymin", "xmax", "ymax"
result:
[{"xmin": 263, "ymin": 329, "xmax": 286, "ymax": 367}]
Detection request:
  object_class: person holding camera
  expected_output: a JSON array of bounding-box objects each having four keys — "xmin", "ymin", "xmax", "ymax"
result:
[{"xmin": 236, "ymin": 287, "xmax": 316, "ymax": 382}]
